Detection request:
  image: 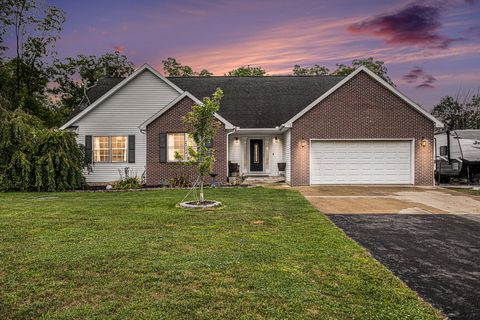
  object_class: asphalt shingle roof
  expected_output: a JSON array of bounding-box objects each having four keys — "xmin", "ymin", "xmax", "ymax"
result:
[
  {"xmin": 169, "ymin": 76, "xmax": 345, "ymax": 128},
  {"xmin": 68, "ymin": 75, "xmax": 345, "ymax": 128}
]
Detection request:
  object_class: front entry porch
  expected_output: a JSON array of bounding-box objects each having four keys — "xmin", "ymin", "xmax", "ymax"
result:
[{"xmin": 228, "ymin": 131, "xmax": 288, "ymax": 178}]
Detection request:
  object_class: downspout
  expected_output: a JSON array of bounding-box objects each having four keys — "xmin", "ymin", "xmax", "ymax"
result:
[{"xmin": 139, "ymin": 128, "xmax": 146, "ymax": 183}]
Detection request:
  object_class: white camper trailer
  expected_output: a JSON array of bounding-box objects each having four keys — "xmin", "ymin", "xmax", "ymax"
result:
[{"xmin": 435, "ymin": 130, "xmax": 480, "ymax": 183}]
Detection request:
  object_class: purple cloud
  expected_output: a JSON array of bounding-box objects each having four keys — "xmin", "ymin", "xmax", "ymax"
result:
[
  {"xmin": 348, "ymin": 4, "xmax": 460, "ymax": 49},
  {"xmin": 402, "ymin": 67, "xmax": 436, "ymax": 89}
]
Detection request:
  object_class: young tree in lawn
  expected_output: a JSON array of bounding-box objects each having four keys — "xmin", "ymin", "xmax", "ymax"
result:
[{"xmin": 176, "ymin": 88, "xmax": 223, "ymax": 203}]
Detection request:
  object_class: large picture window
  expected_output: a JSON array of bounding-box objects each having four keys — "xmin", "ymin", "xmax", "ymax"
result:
[
  {"xmin": 93, "ymin": 136, "xmax": 128, "ymax": 163},
  {"xmin": 167, "ymin": 133, "xmax": 197, "ymax": 161}
]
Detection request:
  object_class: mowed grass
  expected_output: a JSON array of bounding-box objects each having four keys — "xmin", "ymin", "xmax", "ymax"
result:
[
  {"xmin": 0, "ymin": 188, "xmax": 443, "ymax": 319},
  {"xmin": 452, "ymin": 187, "xmax": 480, "ymax": 197}
]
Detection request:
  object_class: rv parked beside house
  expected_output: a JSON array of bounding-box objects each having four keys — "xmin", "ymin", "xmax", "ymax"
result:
[
  {"xmin": 60, "ymin": 64, "xmax": 443, "ymax": 186},
  {"xmin": 435, "ymin": 130, "xmax": 480, "ymax": 183}
]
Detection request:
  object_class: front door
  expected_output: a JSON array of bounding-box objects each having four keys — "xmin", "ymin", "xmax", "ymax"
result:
[{"xmin": 250, "ymin": 139, "xmax": 263, "ymax": 172}]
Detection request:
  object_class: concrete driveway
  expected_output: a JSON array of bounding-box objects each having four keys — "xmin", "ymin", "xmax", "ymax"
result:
[
  {"xmin": 298, "ymin": 186, "xmax": 480, "ymax": 320},
  {"xmin": 298, "ymin": 186, "xmax": 480, "ymax": 217}
]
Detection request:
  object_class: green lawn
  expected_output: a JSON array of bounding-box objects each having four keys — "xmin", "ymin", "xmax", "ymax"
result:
[
  {"xmin": 0, "ymin": 188, "xmax": 443, "ymax": 319},
  {"xmin": 451, "ymin": 187, "xmax": 480, "ymax": 197}
]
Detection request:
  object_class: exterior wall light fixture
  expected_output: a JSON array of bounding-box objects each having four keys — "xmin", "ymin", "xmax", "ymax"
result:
[
  {"xmin": 301, "ymin": 138, "xmax": 306, "ymax": 148},
  {"xmin": 273, "ymin": 137, "xmax": 279, "ymax": 143},
  {"xmin": 234, "ymin": 137, "xmax": 240, "ymax": 144},
  {"xmin": 421, "ymin": 137, "xmax": 427, "ymax": 147}
]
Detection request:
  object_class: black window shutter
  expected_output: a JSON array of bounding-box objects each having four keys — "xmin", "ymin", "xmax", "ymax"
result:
[
  {"xmin": 159, "ymin": 133, "xmax": 167, "ymax": 163},
  {"xmin": 85, "ymin": 135, "xmax": 93, "ymax": 164},
  {"xmin": 128, "ymin": 135, "xmax": 135, "ymax": 163}
]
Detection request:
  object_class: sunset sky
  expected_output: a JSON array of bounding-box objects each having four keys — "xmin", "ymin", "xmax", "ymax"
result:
[{"xmin": 20, "ymin": 0, "xmax": 480, "ymax": 109}]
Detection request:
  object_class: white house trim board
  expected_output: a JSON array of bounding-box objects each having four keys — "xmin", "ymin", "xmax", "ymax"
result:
[
  {"xmin": 60, "ymin": 64, "xmax": 184, "ymax": 130},
  {"xmin": 282, "ymin": 66, "xmax": 443, "ymax": 128},
  {"xmin": 138, "ymin": 91, "xmax": 235, "ymax": 130}
]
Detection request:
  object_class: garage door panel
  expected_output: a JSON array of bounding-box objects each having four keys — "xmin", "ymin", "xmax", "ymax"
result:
[{"xmin": 310, "ymin": 140, "xmax": 412, "ymax": 185}]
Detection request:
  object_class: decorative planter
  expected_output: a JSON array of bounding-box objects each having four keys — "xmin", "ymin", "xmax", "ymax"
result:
[{"xmin": 277, "ymin": 162, "xmax": 286, "ymax": 171}]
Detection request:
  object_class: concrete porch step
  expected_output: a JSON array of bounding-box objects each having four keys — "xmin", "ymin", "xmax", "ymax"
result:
[{"xmin": 244, "ymin": 176, "xmax": 286, "ymax": 185}]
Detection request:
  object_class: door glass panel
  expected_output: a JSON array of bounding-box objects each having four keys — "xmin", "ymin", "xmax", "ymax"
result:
[{"xmin": 254, "ymin": 143, "xmax": 259, "ymax": 163}]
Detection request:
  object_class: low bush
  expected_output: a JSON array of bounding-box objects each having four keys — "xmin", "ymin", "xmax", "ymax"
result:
[
  {"xmin": 169, "ymin": 175, "xmax": 191, "ymax": 188},
  {"xmin": 112, "ymin": 167, "xmax": 142, "ymax": 190}
]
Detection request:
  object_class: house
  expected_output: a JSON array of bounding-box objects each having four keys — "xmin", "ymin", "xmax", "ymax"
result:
[{"xmin": 60, "ymin": 64, "xmax": 443, "ymax": 186}]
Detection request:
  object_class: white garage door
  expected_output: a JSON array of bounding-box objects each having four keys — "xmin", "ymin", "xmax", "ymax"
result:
[{"xmin": 310, "ymin": 140, "xmax": 413, "ymax": 185}]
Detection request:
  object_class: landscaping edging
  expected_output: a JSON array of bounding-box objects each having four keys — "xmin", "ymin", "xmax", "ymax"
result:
[{"xmin": 179, "ymin": 200, "xmax": 222, "ymax": 209}]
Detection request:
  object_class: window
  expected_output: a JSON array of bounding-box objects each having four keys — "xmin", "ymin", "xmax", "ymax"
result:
[
  {"xmin": 440, "ymin": 146, "xmax": 448, "ymax": 156},
  {"xmin": 93, "ymin": 136, "xmax": 128, "ymax": 163},
  {"xmin": 94, "ymin": 136, "xmax": 110, "ymax": 162},
  {"xmin": 167, "ymin": 133, "xmax": 197, "ymax": 161},
  {"xmin": 111, "ymin": 136, "xmax": 128, "ymax": 162}
]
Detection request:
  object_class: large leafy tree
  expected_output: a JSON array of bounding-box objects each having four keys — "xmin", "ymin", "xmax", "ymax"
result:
[
  {"xmin": 292, "ymin": 64, "xmax": 329, "ymax": 76},
  {"xmin": 432, "ymin": 95, "xmax": 480, "ymax": 130},
  {"xmin": 226, "ymin": 65, "xmax": 266, "ymax": 76},
  {"xmin": 162, "ymin": 57, "xmax": 212, "ymax": 77},
  {"xmin": 0, "ymin": 104, "xmax": 86, "ymax": 191},
  {"xmin": 332, "ymin": 58, "xmax": 393, "ymax": 85},
  {"xmin": 50, "ymin": 51, "xmax": 135, "ymax": 117},
  {"xmin": 292, "ymin": 58, "xmax": 394, "ymax": 86},
  {"xmin": 0, "ymin": 0, "xmax": 66, "ymax": 126},
  {"xmin": 176, "ymin": 88, "xmax": 223, "ymax": 203}
]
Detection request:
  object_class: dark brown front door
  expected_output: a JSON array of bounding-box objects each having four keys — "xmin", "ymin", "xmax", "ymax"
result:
[{"xmin": 250, "ymin": 139, "xmax": 263, "ymax": 172}]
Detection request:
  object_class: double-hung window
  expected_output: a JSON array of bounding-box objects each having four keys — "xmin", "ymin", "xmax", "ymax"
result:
[
  {"xmin": 93, "ymin": 136, "xmax": 128, "ymax": 163},
  {"xmin": 167, "ymin": 133, "xmax": 197, "ymax": 161}
]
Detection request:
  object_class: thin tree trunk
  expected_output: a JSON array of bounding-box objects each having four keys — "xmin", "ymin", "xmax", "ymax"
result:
[{"xmin": 199, "ymin": 180, "xmax": 204, "ymax": 203}]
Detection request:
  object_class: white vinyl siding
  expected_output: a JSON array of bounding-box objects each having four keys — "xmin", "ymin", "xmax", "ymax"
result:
[
  {"xmin": 283, "ymin": 130, "xmax": 291, "ymax": 183},
  {"xmin": 74, "ymin": 70, "xmax": 181, "ymax": 183},
  {"xmin": 310, "ymin": 140, "xmax": 413, "ymax": 185},
  {"xmin": 269, "ymin": 137, "xmax": 283, "ymax": 176}
]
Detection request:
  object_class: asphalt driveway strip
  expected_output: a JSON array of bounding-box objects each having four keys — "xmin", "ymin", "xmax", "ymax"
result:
[{"xmin": 327, "ymin": 214, "xmax": 480, "ymax": 320}]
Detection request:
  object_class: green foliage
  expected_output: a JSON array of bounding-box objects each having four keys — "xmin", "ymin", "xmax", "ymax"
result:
[
  {"xmin": 226, "ymin": 65, "xmax": 266, "ymax": 76},
  {"xmin": 50, "ymin": 51, "xmax": 134, "ymax": 117},
  {"xmin": 333, "ymin": 58, "xmax": 394, "ymax": 85},
  {"xmin": 293, "ymin": 58, "xmax": 394, "ymax": 86},
  {"xmin": 162, "ymin": 57, "xmax": 212, "ymax": 77},
  {"xmin": 0, "ymin": 0, "xmax": 66, "ymax": 126},
  {"xmin": 431, "ymin": 94, "xmax": 480, "ymax": 130},
  {"xmin": 176, "ymin": 88, "xmax": 223, "ymax": 201},
  {"xmin": 0, "ymin": 107, "xmax": 86, "ymax": 191},
  {"xmin": 112, "ymin": 177, "xmax": 142, "ymax": 190},
  {"xmin": 168, "ymin": 175, "xmax": 192, "ymax": 188},
  {"xmin": 112, "ymin": 167, "xmax": 142, "ymax": 189},
  {"xmin": 292, "ymin": 64, "xmax": 329, "ymax": 75}
]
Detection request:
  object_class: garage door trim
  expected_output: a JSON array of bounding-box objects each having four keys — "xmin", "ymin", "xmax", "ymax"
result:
[{"xmin": 309, "ymin": 138, "xmax": 415, "ymax": 185}]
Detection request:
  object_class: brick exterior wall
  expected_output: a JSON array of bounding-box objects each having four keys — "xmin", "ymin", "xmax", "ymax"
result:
[
  {"xmin": 291, "ymin": 71, "xmax": 435, "ymax": 186},
  {"xmin": 146, "ymin": 97, "xmax": 228, "ymax": 186}
]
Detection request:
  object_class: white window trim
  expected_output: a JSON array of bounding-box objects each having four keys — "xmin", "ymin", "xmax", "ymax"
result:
[{"xmin": 93, "ymin": 136, "xmax": 128, "ymax": 164}]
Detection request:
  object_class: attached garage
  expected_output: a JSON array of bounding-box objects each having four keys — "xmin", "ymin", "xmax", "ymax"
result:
[{"xmin": 310, "ymin": 140, "xmax": 413, "ymax": 185}]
